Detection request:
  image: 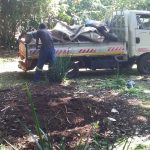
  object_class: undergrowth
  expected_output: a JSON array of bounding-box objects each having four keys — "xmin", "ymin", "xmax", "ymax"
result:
[
  {"xmin": 101, "ymin": 77, "xmax": 150, "ymax": 100},
  {"xmin": 48, "ymin": 57, "xmax": 71, "ymax": 83},
  {"xmin": 76, "ymin": 74, "xmax": 150, "ymax": 100}
]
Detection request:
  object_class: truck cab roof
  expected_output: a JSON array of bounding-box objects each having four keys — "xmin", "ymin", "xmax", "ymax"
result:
[{"xmin": 113, "ymin": 10, "xmax": 150, "ymax": 15}]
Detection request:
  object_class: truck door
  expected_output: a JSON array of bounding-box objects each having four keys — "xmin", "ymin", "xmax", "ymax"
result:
[{"xmin": 135, "ymin": 14, "xmax": 150, "ymax": 54}]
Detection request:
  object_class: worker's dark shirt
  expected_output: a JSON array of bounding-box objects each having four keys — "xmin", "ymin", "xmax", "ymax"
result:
[{"xmin": 36, "ymin": 29, "xmax": 54, "ymax": 49}]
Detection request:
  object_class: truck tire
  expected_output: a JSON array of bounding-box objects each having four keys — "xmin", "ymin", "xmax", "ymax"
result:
[
  {"xmin": 137, "ymin": 54, "xmax": 150, "ymax": 74},
  {"xmin": 66, "ymin": 67, "xmax": 79, "ymax": 78},
  {"xmin": 120, "ymin": 60, "xmax": 134, "ymax": 71},
  {"xmin": 66, "ymin": 62, "xmax": 79, "ymax": 78}
]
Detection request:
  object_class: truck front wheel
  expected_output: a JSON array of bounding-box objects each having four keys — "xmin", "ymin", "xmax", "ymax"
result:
[{"xmin": 137, "ymin": 54, "xmax": 150, "ymax": 74}]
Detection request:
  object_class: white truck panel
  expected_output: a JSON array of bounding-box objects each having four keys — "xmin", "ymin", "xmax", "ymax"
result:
[{"xmin": 26, "ymin": 42, "xmax": 126, "ymax": 59}]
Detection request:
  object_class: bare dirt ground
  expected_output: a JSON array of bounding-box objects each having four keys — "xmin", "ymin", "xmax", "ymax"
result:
[{"xmin": 0, "ymin": 50, "xmax": 150, "ymax": 149}]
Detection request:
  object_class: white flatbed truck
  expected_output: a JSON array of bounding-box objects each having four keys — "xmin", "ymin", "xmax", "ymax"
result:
[{"xmin": 18, "ymin": 10, "xmax": 150, "ymax": 75}]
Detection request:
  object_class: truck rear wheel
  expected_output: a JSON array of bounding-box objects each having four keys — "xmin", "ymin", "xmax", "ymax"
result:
[
  {"xmin": 66, "ymin": 67, "xmax": 79, "ymax": 78},
  {"xmin": 66, "ymin": 62, "xmax": 79, "ymax": 78},
  {"xmin": 137, "ymin": 54, "xmax": 150, "ymax": 74}
]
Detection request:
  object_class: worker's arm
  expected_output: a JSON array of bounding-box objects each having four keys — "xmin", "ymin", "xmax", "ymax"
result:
[{"xmin": 36, "ymin": 31, "xmax": 39, "ymax": 49}]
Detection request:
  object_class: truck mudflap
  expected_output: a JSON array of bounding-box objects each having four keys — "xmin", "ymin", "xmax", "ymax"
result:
[
  {"xmin": 18, "ymin": 40, "xmax": 26, "ymax": 60},
  {"xmin": 18, "ymin": 61, "xmax": 27, "ymax": 71}
]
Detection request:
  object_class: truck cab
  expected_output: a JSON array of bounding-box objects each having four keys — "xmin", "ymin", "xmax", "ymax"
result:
[{"xmin": 110, "ymin": 10, "xmax": 150, "ymax": 74}]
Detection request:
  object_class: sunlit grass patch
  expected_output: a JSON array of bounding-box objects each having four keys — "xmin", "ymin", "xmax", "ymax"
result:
[
  {"xmin": 75, "ymin": 74, "xmax": 150, "ymax": 101},
  {"xmin": 134, "ymin": 144, "xmax": 150, "ymax": 150},
  {"xmin": 0, "ymin": 57, "xmax": 17, "ymax": 63},
  {"xmin": 0, "ymin": 144, "xmax": 5, "ymax": 150},
  {"xmin": 142, "ymin": 101, "xmax": 150, "ymax": 105},
  {"xmin": 142, "ymin": 109, "xmax": 150, "ymax": 117},
  {"xmin": 99, "ymin": 77, "xmax": 126, "ymax": 89},
  {"xmin": 0, "ymin": 72, "xmax": 33, "ymax": 89}
]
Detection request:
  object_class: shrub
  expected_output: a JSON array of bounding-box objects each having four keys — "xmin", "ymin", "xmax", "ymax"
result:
[{"xmin": 48, "ymin": 57, "xmax": 71, "ymax": 83}]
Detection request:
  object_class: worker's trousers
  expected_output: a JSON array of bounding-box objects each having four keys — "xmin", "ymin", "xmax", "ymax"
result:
[{"xmin": 34, "ymin": 47, "xmax": 56, "ymax": 82}]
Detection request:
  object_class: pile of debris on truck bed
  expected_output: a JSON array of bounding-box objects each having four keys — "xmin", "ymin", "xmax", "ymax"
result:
[
  {"xmin": 24, "ymin": 20, "xmax": 118, "ymax": 44},
  {"xmin": 51, "ymin": 21, "xmax": 118, "ymax": 43}
]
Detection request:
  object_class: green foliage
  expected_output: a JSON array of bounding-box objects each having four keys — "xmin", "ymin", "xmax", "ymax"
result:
[
  {"xmin": 100, "ymin": 77, "xmax": 126, "ymax": 89},
  {"xmin": 26, "ymin": 84, "xmax": 45, "ymax": 150},
  {"xmin": 135, "ymin": 144, "xmax": 150, "ymax": 150},
  {"xmin": 112, "ymin": 0, "xmax": 150, "ymax": 10},
  {"xmin": 143, "ymin": 109, "xmax": 150, "ymax": 117},
  {"xmin": 1, "ymin": 0, "xmax": 150, "ymax": 49},
  {"xmin": 97, "ymin": 77, "xmax": 146, "ymax": 97},
  {"xmin": 57, "ymin": 4, "xmax": 72, "ymax": 24},
  {"xmin": 0, "ymin": 0, "xmax": 54, "ymax": 48},
  {"xmin": 48, "ymin": 57, "xmax": 71, "ymax": 82},
  {"xmin": 123, "ymin": 86, "xmax": 142, "ymax": 96}
]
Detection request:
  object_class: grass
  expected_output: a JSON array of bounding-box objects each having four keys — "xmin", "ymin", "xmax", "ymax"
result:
[
  {"xmin": 142, "ymin": 101, "xmax": 150, "ymax": 105},
  {"xmin": 142, "ymin": 109, "xmax": 150, "ymax": 117},
  {"xmin": 0, "ymin": 145, "xmax": 5, "ymax": 150},
  {"xmin": 0, "ymin": 54, "xmax": 30, "ymax": 89},
  {"xmin": 0, "ymin": 53, "xmax": 149, "ymax": 97},
  {"xmin": 0, "ymin": 72, "xmax": 33, "ymax": 89},
  {"xmin": 134, "ymin": 144, "xmax": 150, "ymax": 150},
  {"xmin": 74, "ymin": 72, "xmax": 150, "ymax": 100},
  {"xmin": 0, "ymin": 57, "xmax": 16, "ymax": 63},
  {"xmin": 0, "ymin": 55, "xmax": 71, "ymax": 89}
]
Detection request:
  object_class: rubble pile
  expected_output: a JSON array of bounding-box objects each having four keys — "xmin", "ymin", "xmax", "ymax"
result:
[{"xmin": 24, "ymin": 20, "xmax": 118, "ymax": 44}]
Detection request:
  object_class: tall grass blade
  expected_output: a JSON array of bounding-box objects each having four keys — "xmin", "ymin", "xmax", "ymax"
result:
[
  {"xmin": 60, "ymin": 137, "xmax": 66, "ymax": 150},
  {"xmin": 39, "ymin": 128, "xmax": 48, "ymax": 141},
  {"xmin": 122, "ymin": 138, "xmax": 129, "ymax": 150},
  {"xmin": 82, "ymin": 142, "xmax": 89, "ymax": 150},
  {"xmin": 18, "ymin": 119, "xmax": 43, "ymax": 150},
  {"xmin": 3, "ymin": 138, "xmax": 18, "ymax": 150},
  {"xmin": 111, "ymin": 138, "xmax": 126, "ymax": 150},
  {"xmin": 126, "ymin": 138, "xmax": 133, "ymax": 150},
  {"xmin": 25, "ymin": 83, "xmax": 45, "ymax": 149},
  {"xmin": 39, "ymin": 128, "xmax": 53, "ymax": 150}
]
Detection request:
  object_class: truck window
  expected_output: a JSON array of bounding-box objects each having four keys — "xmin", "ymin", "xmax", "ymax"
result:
[{"xmin": 136, "ymin": 14, "xmax": 150, "ymax": 30}]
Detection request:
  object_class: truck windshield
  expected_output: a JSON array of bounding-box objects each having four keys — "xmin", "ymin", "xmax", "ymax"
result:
[{"xmin": 136, "ymin": 14, "xmax": 150, "ymax": 30}]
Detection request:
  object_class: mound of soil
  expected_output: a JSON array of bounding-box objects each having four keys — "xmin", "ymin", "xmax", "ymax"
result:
[{"xmin": 0, "ymin": 82, "xmax": 150, "ymax": 149}]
